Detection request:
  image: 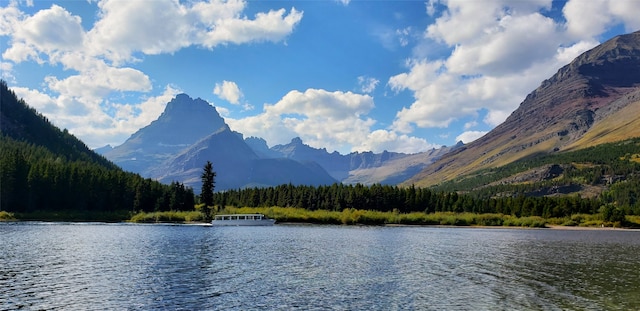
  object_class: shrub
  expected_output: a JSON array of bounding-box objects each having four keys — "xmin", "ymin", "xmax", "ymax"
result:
[
  {"xmin": 129, "ymin": 210, "xmax": 205, "ymax": 223},
  {"xmin": 0, "ymin": 211, "xmax": 16, "ymax": 221},
  {"xmin": 474, "ymin": 213, "xmax": 504, "ymax": 226},
  {"xmin": 503, "ymin": 216, "xmax": 546, "ymax": 228}
]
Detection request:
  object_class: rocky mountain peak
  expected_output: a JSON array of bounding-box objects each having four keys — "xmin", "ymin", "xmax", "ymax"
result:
[
  {"xmin": 291, "ymin": 137, "xmax": 304, "ymax": 145},
  {"xmin": 538, "ymin": 31, "xmax": 640, "ymax": 95},
  {"xmin": 574, "ymin": 30, "xmax": 640, "ymax": 67},
  {"xmin": 104, "ymin": 93, "xmax": 228, "ymax": 173},
  {"xmin": 127, "ymin": 94, "xmax": 225, "ymax": 144},
  {"xmin": 500, "ymin": 31, "xmax": 640, "ymax": 139},
  {"xmin": 158, "ymin": 94, "xmax": 225, "ymax": 125},
  {"xmin": 406, "ymin": 30, "xmax": 640, "ymax": 187}
]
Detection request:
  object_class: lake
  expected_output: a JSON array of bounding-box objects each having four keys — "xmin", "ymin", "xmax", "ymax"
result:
[{"xmin": 1, "ymin": 222, "xmax": 639, "ymax": 310}]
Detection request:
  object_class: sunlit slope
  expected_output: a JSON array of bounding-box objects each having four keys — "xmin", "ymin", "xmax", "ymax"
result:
[
  {"xmin": 405, "ymin": 30, "xmax": 640, "ymax": 188},
  {"xmin": 565, "ymin": 91, "xmax": 640, "ymax": 150}
]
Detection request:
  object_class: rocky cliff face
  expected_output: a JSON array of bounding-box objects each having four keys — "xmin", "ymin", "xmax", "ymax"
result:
[
  {"xmin": 103, "ymin": 94, "xmax": 226, "ymax": 173},
  {"xmin": 150, "ymin": 127, "xmax": 337, "ymax": 191},
  {"xmin": 269, "ymin": 137, "xmax": 352, "ymax": 180},
  {"xmin": 407, "ymin": 31, "xmax": 640, "ymax": 187}
]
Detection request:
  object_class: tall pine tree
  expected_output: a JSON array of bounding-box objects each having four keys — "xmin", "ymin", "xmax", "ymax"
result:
[{"xmin": 201, "ymin": 161, "xmax": 216, "ymax": 216}]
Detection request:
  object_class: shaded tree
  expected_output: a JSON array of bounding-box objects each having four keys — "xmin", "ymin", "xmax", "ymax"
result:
[{"xmin": 201, "ymin": 160, "xmax": 216, "ymax": 208}]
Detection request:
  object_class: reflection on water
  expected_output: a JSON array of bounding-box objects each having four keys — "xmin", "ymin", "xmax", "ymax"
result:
[{"xmin": 1, "ymin": 223, "xmax": 639, "ymax": 310}]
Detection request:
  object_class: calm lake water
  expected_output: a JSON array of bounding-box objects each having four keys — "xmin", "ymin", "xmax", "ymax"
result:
[{"xmin": 1, "ymin": 223, "xmax": 639, "ymax": 310}]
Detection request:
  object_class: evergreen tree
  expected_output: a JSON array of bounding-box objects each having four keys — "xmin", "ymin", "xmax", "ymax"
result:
[{"xmin": 201, "ymin": 161, "xmax": 216, "ymax": 208}]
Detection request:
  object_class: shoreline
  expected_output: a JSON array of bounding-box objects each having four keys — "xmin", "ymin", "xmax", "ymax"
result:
[
  {"xmin": 544, "ymin": 224, "xmax": 640, "ymax": 231},
  {"xmin": 5, "ymin": 220, "xmax": 638, "ymax": 231}
]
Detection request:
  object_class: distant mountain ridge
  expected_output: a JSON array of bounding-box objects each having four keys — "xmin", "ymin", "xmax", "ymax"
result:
[
  {"xmin": 258, "ymin": 136, "xmax": 460, "ymax": 184},
  {"xmin": 101, "ymin": 94, "xmax": 340, "ymax": 190},
  {"xmin": 148, "ymin": 125, "xmax": 337, "ymax": 191},
  {"xmin": 407, "ymin": 30, "xmax": 640, "ymax": 187},
  {"xmin": 100, "ymin": 93, "xmax": 457, "ymax": 189}
]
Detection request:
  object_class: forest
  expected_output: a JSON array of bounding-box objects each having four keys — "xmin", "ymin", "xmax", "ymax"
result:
[
  {"xmin": 213, "ymin": 183, "xmax": 606, "ymax": 219},
  {"xmin": 1, "ymin": 81, "xmax": 194, "ymax": 219},
  {"xmin": 0, "ymin": 133, "xmax": 195, "ymax": 217}
]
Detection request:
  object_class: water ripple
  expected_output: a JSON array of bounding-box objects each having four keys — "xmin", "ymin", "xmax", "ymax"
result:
[{"xmin": 1, "ymin": 223, "xmax": 639, "ymax": 310}]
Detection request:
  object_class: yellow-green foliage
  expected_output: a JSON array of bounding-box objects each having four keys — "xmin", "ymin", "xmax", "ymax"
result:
[
  {"xmin": 502, "ymin": 216, "xmax": 547, "ymax": 228},
  {"xmin": 542, "ymin": 213, "xmax": 639, "ymax": 227},
  {"xmin": 0, "ymin": 211, "xmax": 16, "ymax": 221},
  {"xmin": 219, "ymin": 207, "xmax": 550, "ymax": 227},
  {"xmin": 129, "ymin": 210, "xmax": 204, "ymax": 223},
  {"xmin": 132, "ymin": 205, "xmax": 639, "ymax": 228},
  {"xmin": 626, "ymin": 215, "xmax": 640, "ymax": 227},
  {"xmin": 622, "ymin": 153, "xmax": 640, "ymax": 163}
]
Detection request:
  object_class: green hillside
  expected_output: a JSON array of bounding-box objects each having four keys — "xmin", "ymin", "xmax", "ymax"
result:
[
  {"xmin": 1, "ymin": 81, "xmax": 116, "ymax": 168},
  {"xmin": 432, "ymin": 138, "xmax": 640, "ymax": 215},
  {"xmin": 0, "ymin": 81, "xmax": 195, "ymax": 220}
]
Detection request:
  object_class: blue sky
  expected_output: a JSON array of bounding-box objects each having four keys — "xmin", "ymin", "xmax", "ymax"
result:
[{"xmin": 1, "ymin": 0, "xmax": 639, "ymax": 154}]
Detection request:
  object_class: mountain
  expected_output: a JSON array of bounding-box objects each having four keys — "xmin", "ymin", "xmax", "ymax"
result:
[
  {"xmin": 343, "ymin": 143, "xmax": 463, "ymax": 185},
  {"xmin": 407, "ymin": 30, "xmax": 640, "ymax": 188},
  {"xmin": 102, "ymin": 94, "xmax": 337, "ymax": 190},
  {"xmin": 102, "ymin": 92, "xmax": 455, "ymax": 189},
  {"xmin": 104, "ymin": 93, "xmax": 226, "ymax": 174},
  {"xmin": 244, "ymin": 136, "xmax": 282, "ymax": 158},
  {"xmin": 150, "ymin": 126, "xmax": 336, "ymax": 191},
  {"xmin": 269, "ymin": 137, "xmax": 353, "ymax": 180},
  {"xmin": 261, "ymin": 137, "xmax": 460, "ymax": 184}
]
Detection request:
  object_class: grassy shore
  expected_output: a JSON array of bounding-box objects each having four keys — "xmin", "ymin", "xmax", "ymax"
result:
[
  {"xmin": 128, "ymin": 210, "xmax": 205, "ymax": 223},
  {"xmin": 217, "ymin": 206, "xmax": 640, "ymax": 228},
  {"xmin": 4, "ymin": 207, "xmax": 639, "ymax": 228}
]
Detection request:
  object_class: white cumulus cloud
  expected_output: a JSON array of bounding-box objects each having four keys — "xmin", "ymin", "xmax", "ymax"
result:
[
  {"xmin": 84, "ymin": 0, "xmax": 303, "ymax": 64},
  {"xmin": 13, "ymin": 84, "xmax": 180, "ymax": 148},
  {"xmin": 456, "ymin": 130, "xmax": 488, "ymax": 144},
  {"xmin": 199, "ymin": 7, "xmax": 303, "ymax": 48},
  {"xmin": 214, "ymin": 80, "xmax": 243, "ymax": 105},
  {"xmin": 355, "ymin": 129, "xmax": 437, "ymax": 154},
  {"xmin": 563, "ymin": 0, "xmax": 640, "ymax": 39},
  {"xmin": 3, "ymin": 4, "xmax": 84, "ymax": 63}
]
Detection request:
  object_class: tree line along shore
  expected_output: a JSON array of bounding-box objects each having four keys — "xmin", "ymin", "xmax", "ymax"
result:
[
  {"xmin": 1, "ymin": 161, "xmax": 639, "ymax": 228},
  {"xmin": 2, "ymin": 205, "xmax": 639, "ymax": 229},
  {"xmin": 1, "ymin": 157, "xmax": 638, "ymax": 227}
]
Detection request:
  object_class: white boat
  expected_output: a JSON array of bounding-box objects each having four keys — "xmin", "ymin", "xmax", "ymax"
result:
[{"xmin": 211, "ymin": 214, "xmax": 276, "ymax": 226}]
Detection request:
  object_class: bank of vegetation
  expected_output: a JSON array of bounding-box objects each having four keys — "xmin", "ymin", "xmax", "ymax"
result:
[
  {"xmin": 124, "ymin": 206, "xmax": 640, "ymax": 228},
  {"xmin": 211, "ymin": 183, "xmax": 639, "ymax": 227}
]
